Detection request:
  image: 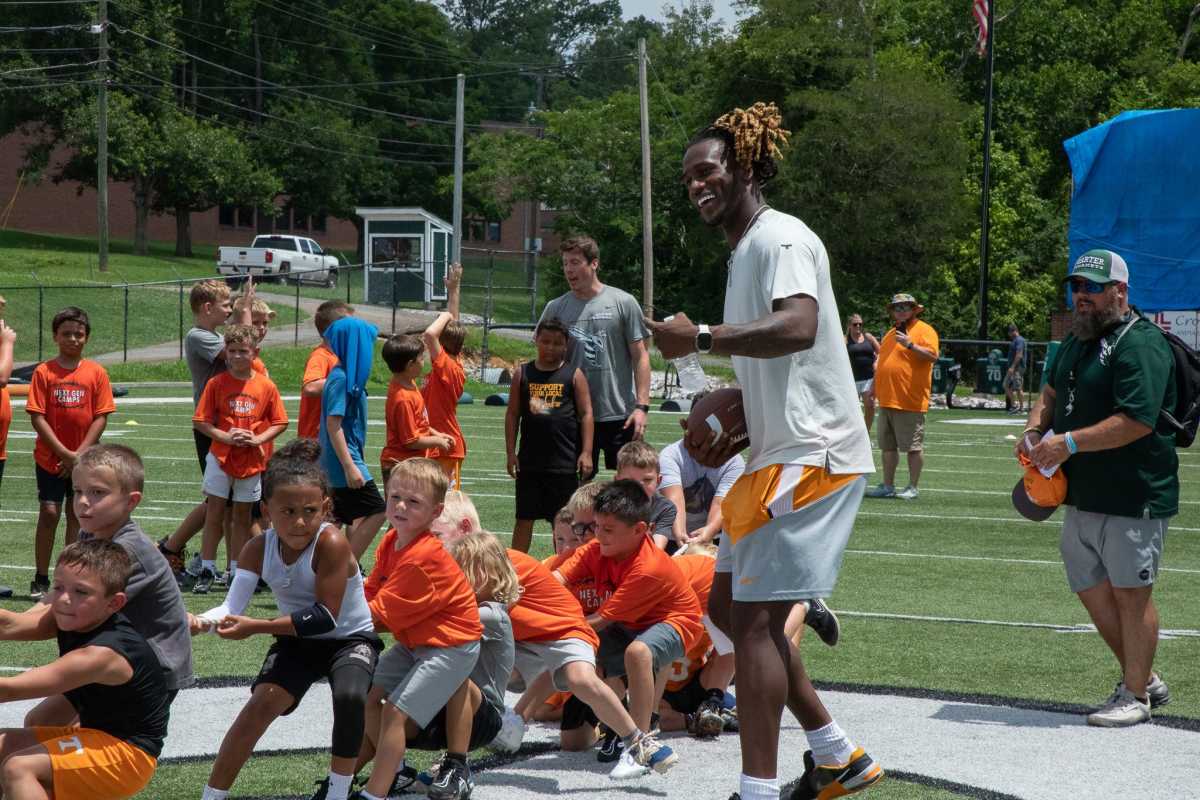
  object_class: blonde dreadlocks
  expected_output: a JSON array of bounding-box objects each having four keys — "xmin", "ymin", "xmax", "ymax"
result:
[{"xmin": 691, "ymin": 102, "xmax": 791, "ymax": 184}]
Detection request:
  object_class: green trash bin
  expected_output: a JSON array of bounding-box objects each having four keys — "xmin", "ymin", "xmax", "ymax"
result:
[
  {"xmin": 975, "ymin": 349, "xmax": 1006, "ymax": 394},
  {"xmin": 1039, "ymin": 341, "xmax": 1061, "ymax": 390},
  {"xmin": 931, "ymin": 357, "xmax": 956, "ymax": 395}
]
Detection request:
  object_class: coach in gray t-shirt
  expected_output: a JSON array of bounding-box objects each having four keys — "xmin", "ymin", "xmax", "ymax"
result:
[{"xmin": 538, "ymin": 235, "xmax": 650, "ymax": 478}]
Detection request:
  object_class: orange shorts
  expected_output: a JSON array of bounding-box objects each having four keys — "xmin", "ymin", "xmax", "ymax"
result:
[
  {"xmin": 34, "ymin": 726, "xmax": 156, "ymax": 800},
  {"xmin": 435, "ymin": 456, "xmax": 463, "ymax": 490}
]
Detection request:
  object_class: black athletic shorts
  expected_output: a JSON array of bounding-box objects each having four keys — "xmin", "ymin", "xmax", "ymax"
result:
[
  {"xmin": 252, "ymin": 633, "xmax": 383, "ymax": 715},
  {"xmin": 194, "ymin": 429, "xmax": 212, "ymax": 475},
  {"xmin": 560, "ymin": 694, "xmax": 600, "ymax": 732},
  {"xmin": 585, "ymin": 419, "xmax": 634, "ymax": 479},
  {"xmin": 515, "ymin": 472, "xmax": 578, "ymax": 523},
  {"xmin": 35, "ymin": 465, "xmax": 72, "ymax": 505},
  {"xmin": 331, "ymin": 482, "xmax": 386, "ymax": 525},
  {"xmin": 662, "ymin": 670, "xmax": 707, "ymax": 716},
  {"xmin": 409, "ymin": 699, "xmax": 503, "ymax": 751}
]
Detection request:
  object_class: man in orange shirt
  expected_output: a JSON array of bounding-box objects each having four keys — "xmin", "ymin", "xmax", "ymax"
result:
[
  {"xmin": 555, "ymin": 480, "xmax": 702, "ymax": 777},
  {"xmin": 867, "ymin": 293, "xmax": 940, "ymax": 500},
  {"xmin": 422, "ymin": 264, "xmax": 468, "ymax": 489},
  {"xmin": 26, "ymin": 307, "xmax": 117, "ymax": 600},
  {"xmin": 380, "ymin": 335, "xmax": 454, "ymax": 486},
  {"xmin": 357, "ymin": 459, "xmax": 482, "ymax": 800},
  {"xmin": 191, "ymin": 325, "xmax": 288, "ymax": 594},
  {"xmin": 299, "ymin": 301, "xmax": 353, "ymax": 440}
]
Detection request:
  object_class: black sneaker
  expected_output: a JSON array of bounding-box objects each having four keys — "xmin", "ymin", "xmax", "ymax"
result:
[
  {"xmin": 391, "ymin": 764, "xmax": 421, "ymax": 795},
  {"xmin": 156, "ymin": 538, "xmax": 188, "ymax": 580},
  {"xmin": 427, "ymin": 756, "xmax": 472, "ymax": 800},
  {"xmin": 255, "ymin": 578, "xmax": 269, "ymax": 594},
  {"xmin": 596, "ymin": 726, "xmax": 623, "ymax": 763},
  {"xmin": 719, "ymin": 706, "xmax": 739, "ymax": 732},
  {"xmin": 192, "ymin": 567, "xmax": 217, "ymax": 594},
  {"xmin": 804, "ymin": 598, "xmax": 841, "ymax": 647},
  {"xmin": 790, "ymin": 748, "xmax": 883, "ymax": 800},
  {"xmin": 309, "ymin": 777, "xmax": 330, "ymax": 800},
  {"xmin": 0, "ymin": 585, "xmax": 12, "ymax": 599},
  {"xmin": 691, "ymin": 691, "xmax": 725, "ymax": 738},
  {"xmin": 29, "ymin": 575, "xmax": 50, "ymax": 601}
]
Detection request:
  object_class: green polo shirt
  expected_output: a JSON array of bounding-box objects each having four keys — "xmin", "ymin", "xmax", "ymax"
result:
[{"xmin": 1047, "ymin": 316, "xmax": 1178, "ymax": 519}]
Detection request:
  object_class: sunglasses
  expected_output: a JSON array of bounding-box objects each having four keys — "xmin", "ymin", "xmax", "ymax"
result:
[
  {"xmin": 891, "ymin": 304, "xmax": 915, "ymax": 312},
  {"xmin": 571, "ymin": 521, "xmax": 596, "ymax": 537},
  {"xmin": 850, "ymin": 322, "xmax": 863, "ymax": 327},
  {"xmin": 1068, "ymin": 278, "xmax": 1108, "ymax": 295}
]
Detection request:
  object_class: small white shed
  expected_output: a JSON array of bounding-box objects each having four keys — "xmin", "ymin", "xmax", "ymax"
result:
[{"xmin": 356, "ymin": 207, "xmax": 454, "ymax": 306}]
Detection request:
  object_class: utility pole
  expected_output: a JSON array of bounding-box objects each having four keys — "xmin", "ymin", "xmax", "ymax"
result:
[
  {"xmin": 96, "ymin": 0, "xmax": 109, "ymax": 271},
  {"xmin": 977, "ymin": 0, "xmax": 996, "ymax": 340},
  {"xmin": 637, "ymin": 38, "xmax": 653, "ymax": 315},
  {"xmin": 452, "ymin": 73, "xmax": 464, "ymax": 266}
]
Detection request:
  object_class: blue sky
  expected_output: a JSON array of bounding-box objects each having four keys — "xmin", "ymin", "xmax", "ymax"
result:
[{"xmin": 619, "ymin": 0, "xmax": 739, "ymax": 28}]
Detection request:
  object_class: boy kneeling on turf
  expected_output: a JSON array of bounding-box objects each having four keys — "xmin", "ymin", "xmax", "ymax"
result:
[
  {"xmin": 355, "ymin": 459, "xmax": 482, "ymax": 800},
  {"xmin": 0, "ymin": 540, "xmax": 169, "ymax": 800},
  {"xmin": 554, "ymin": 480, "xmax": 705, "ymax": 762}
]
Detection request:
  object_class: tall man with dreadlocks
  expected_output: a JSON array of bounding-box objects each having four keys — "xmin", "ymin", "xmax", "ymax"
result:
[{"xmin": 647, "ymin": 103, "xmax": 883, "ymax": 800}]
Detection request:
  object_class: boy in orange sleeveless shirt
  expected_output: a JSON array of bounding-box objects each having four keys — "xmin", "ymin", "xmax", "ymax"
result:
[
  {"xmin": 191, "ymin": 324, "xmax": 288, "ymax": 594},
  {"xmin": 356, "ymin": 459, "xmax": 481, "ymax": 800},
  {"xmin": 422, "ymin": 264, "xmax": 467, "ymax": 489},
  {"xmin": 299, "ymin": 301, "xmax": 353, "ymax": 439},
  {"xmin": 27, "ymin": 307, "xmax": 116, "ymax": 600}
]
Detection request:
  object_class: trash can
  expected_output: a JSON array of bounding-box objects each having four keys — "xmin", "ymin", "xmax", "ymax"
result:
[
  {"xmin": 975, "ymin": 349, "xmax": 1006, "ymax": 394},
  {"xmin": 931, "ymin": 357, "xmax": 957, "ymax": 395}
]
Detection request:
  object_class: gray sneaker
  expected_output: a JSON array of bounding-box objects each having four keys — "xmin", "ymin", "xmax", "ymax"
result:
[
  {"xmin": 1100, "ymin": 675, "xmax": 1171, "ymax": 711},
  {"xmin": 896, "ymin": 485, "xmax": 919, "ymax": 500},
  {"xmin": 864, "ymin": 484, "xmax": 895, "ymax": 499},
  {"xmin": 1087, "ymin": 686, "xmax": 1150, "ymax": 727}
]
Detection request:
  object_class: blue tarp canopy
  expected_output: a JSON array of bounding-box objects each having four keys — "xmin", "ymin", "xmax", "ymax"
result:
[{"xmin": 1064, "ymin": 109, "xmax": 1200, "ymax": 312}]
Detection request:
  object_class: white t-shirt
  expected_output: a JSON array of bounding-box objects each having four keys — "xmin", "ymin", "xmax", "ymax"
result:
[
  {"xmin": 658, "ymin": 439, "xmax": 745, "ymax": 531},
  {"xmin": 723, "ymin": 209, "xmax": 874, "ymax": 475}
]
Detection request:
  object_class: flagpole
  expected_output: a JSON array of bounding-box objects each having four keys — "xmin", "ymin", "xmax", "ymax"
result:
[{"xmin": 977, "ymin": 0, "xmax": 996, "ymax": 341}]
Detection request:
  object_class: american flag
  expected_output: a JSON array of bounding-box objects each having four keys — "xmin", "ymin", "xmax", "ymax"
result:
[{"xmin": 974, "ymin": 0, "xmax": 990, "ymax": 55}]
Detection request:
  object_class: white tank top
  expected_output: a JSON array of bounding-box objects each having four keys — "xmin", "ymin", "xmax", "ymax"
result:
[{"xmin": 261, "ymin": 525, "xmax": 374, "ymax": 640}]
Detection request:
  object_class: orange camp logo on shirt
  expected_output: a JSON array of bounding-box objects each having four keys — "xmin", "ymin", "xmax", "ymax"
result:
[
  {"xmin": 52, "ymin": 382, "xmax": 87, "ymax": 408},
  {"xmin": 228, "ymin": 393, "xmax": 258, "ymax": 417}
]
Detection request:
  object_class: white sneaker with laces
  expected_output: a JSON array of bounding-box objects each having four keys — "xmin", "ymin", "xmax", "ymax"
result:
[
  {"xmin": 896, "ymin": 485, "xmax": 919, "ymax": 500},
  {"xmin": 1087, "ymin": 686, "xmax": 1150, "ymax": 727},
  {"xmin": 491, "ymin": 709, "xmax": 525, "ymax": 753}
]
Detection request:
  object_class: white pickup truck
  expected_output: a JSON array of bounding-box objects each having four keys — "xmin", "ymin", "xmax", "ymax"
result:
[{"xmin": 217, "ymin": 235, "xmax": 340, "ymax": 287}]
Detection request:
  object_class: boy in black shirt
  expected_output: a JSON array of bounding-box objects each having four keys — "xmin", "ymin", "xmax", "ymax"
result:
[
  {"xmin": 504, "ymin": 317, "xmax": 594, "ymax": 553},
  {"xmin": 0, "ymin": 540, "xmax": 169, "ymax": 800}
]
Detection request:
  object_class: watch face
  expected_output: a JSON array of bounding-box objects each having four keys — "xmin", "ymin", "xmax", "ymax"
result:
[{"xmin": 697, "ymin": 332, "xmax": 713, "ymax": 351}]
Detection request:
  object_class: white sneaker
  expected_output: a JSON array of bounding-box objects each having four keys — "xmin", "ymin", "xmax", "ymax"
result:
[
  {"xmin": 896, "ymin": 485, "xmax": 919, "ymax": 500},
  {"xmin": 491, "ymin": 709, "xmax": 525, "ymax": 753},
  {"xmin": 608, "ymin": 731, "xmax": 677, "ymax": 780},
  {"xmin": 1087, "ymin": 686, "xmax": 1150, "ymax": 727}
]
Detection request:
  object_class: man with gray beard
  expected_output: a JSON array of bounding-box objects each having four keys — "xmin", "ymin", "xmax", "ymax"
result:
[{"xmin": 1018, "ymin": 249, "xmax": 1177, "ymax": 728}]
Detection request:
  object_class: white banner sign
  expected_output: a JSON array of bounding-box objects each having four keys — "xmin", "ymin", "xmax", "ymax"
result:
[{"xmin": 1151, "ymin": 311, "xmax": 1200, "ymax": 349}]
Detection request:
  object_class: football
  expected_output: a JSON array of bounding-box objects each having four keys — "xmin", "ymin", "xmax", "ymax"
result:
[{"xmin": 685, "ymin": 387, "xmax": 750, "ymax": 455}]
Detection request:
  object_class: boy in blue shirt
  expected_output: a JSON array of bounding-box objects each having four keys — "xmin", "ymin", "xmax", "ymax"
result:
[{"xmin": 319, "ymin": 316, "xmax": 387, "ymax": 560}]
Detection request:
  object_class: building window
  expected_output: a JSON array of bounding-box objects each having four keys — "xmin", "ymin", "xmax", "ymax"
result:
[
  {"xmin": 468, "ymin": 219, "xmax": 484, "ymax": 241},
  {"xmin": 218, "ymin": 204, "xmax": 235, "ymax": 227},
  {"xmin": 294, "ymin": 212, "xmax": 308, "ymax": 232},
  {"xmin": 487, "ymin": 221, "xmax": 501, "ymax": 242},
  {"xmin": 274, "ymin": 208, "xmax": 291, "ymax": 232},
  {"xmin": 312, "ymin": 214, "xmax": 326, "ymax": 233},
  {"xmin": 237, "ymin": 207, "xmax": 255, "ymax": 228}
]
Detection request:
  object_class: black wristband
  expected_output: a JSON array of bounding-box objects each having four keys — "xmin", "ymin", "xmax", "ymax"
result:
[{"xmin": 634, "ymin": 404, "xmax": 650, "ymax": 413}]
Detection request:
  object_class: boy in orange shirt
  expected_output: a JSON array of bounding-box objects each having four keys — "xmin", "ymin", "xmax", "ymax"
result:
[
  {"xmin": 0, "ymin": 314, "xmax": 12, "ymax": 598},
  {"xmin": 357, "ymin": 458, "xmax": 482, "ymax": 800},
  {"xmin": 299, "ymin": 301, "xmax": 354, "ymax": 439},
  {"xmin": 422, "ymin": 264, "xmax": 467, "ymax": 489},
  {"xmin": 191, "ymin": 324, "xmax": 288, "ymax": 594},
  {"xmin": 380, "ymin": 335, "xmax": 453, "ymax": 485},
  {"xmin": 26, "ymin": 307, "xmax": 117, "ymax": 600},
  {"xmin": 555, "ymin": 480, "xmax": 704, "ymax": 761}
]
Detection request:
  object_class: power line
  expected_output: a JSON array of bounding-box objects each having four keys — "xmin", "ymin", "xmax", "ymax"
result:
[
  {"xmin": 0, "ymin": 0, "xmax": 95, "ymax": 4},
  {"xmin": 109, "ymin": 58, "xmax": 455, "ymax": 149},
  {"xmin": 0, "ymin": 23, "xmax": 90, "ymax": 32},
  {"xmin": 113, "ymin": 25, "xmax": 461, "ymax": 127},
  {"xmin": 0, "ymin": 46, "xmax": 98, "ymax": 52},
  {"xmin": 117, "ymin": 81, "xmax": 467, "ymax": 166},
  {"xmin": 0, "ymin": 58, "xmax": 103, "ymax": 77},
  {"xmin": 647, "ymin": 55, "xmax": 689, "ymax": 141},
  {"xmin": 0, "ymin": 77, "xmax": 98, "ymax": 89}
]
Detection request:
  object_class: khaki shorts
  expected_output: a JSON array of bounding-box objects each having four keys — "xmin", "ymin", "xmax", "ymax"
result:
[{"xmin": 877, "ymin": 408, "xmax": 926, "ymax": 452}]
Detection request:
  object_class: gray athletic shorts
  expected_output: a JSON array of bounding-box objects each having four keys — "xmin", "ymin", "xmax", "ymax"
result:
[
  {"xmin": 597, "ymin": 622, "xmax": 684, "ymax": 678},
  {"xmin": 1060, "ymin": 506, "xmax": 1169, "ymax": 593},
  {"xmin": 513, "ymin": 637, "xmax": 596, "ymax": 692},
  {"xmin": 372, "ymin": 640, "xmax": 480, "ymax": 728}
]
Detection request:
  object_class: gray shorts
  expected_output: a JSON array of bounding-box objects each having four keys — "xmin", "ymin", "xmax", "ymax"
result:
[
  {"xmin": 513, "ymin": 637, "xmax": 596, "ymax": 692},
  {"xmin": 1060, "ymin": 506, "xmax": 1169, "ymax": 593},
  {"xmin": 597, "ymin": 622, "xmax": 684, "ymax": 678},
  {"xmin": 372, "ymin": 640, "xmax": 480, "ymax": 728}
]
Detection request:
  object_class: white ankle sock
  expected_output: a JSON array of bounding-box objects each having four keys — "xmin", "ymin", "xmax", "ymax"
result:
[
  {"xmin": 326, "ymin": 771, "xmax": 353, "ymax": 800},
  {"xmin": 739, "ymin": 773, "xmax": 779, "ymax": 800},
  {"xmin": 201, "ymin": 787, "xmax": 229, "ymax": 800},
  {"xmin": 357, "ymin": 791, "xmax": 383, "ymax": 800},
  {"xmin": 806, "ymin": 720, "xmax": 856, "ymax": 765}
]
